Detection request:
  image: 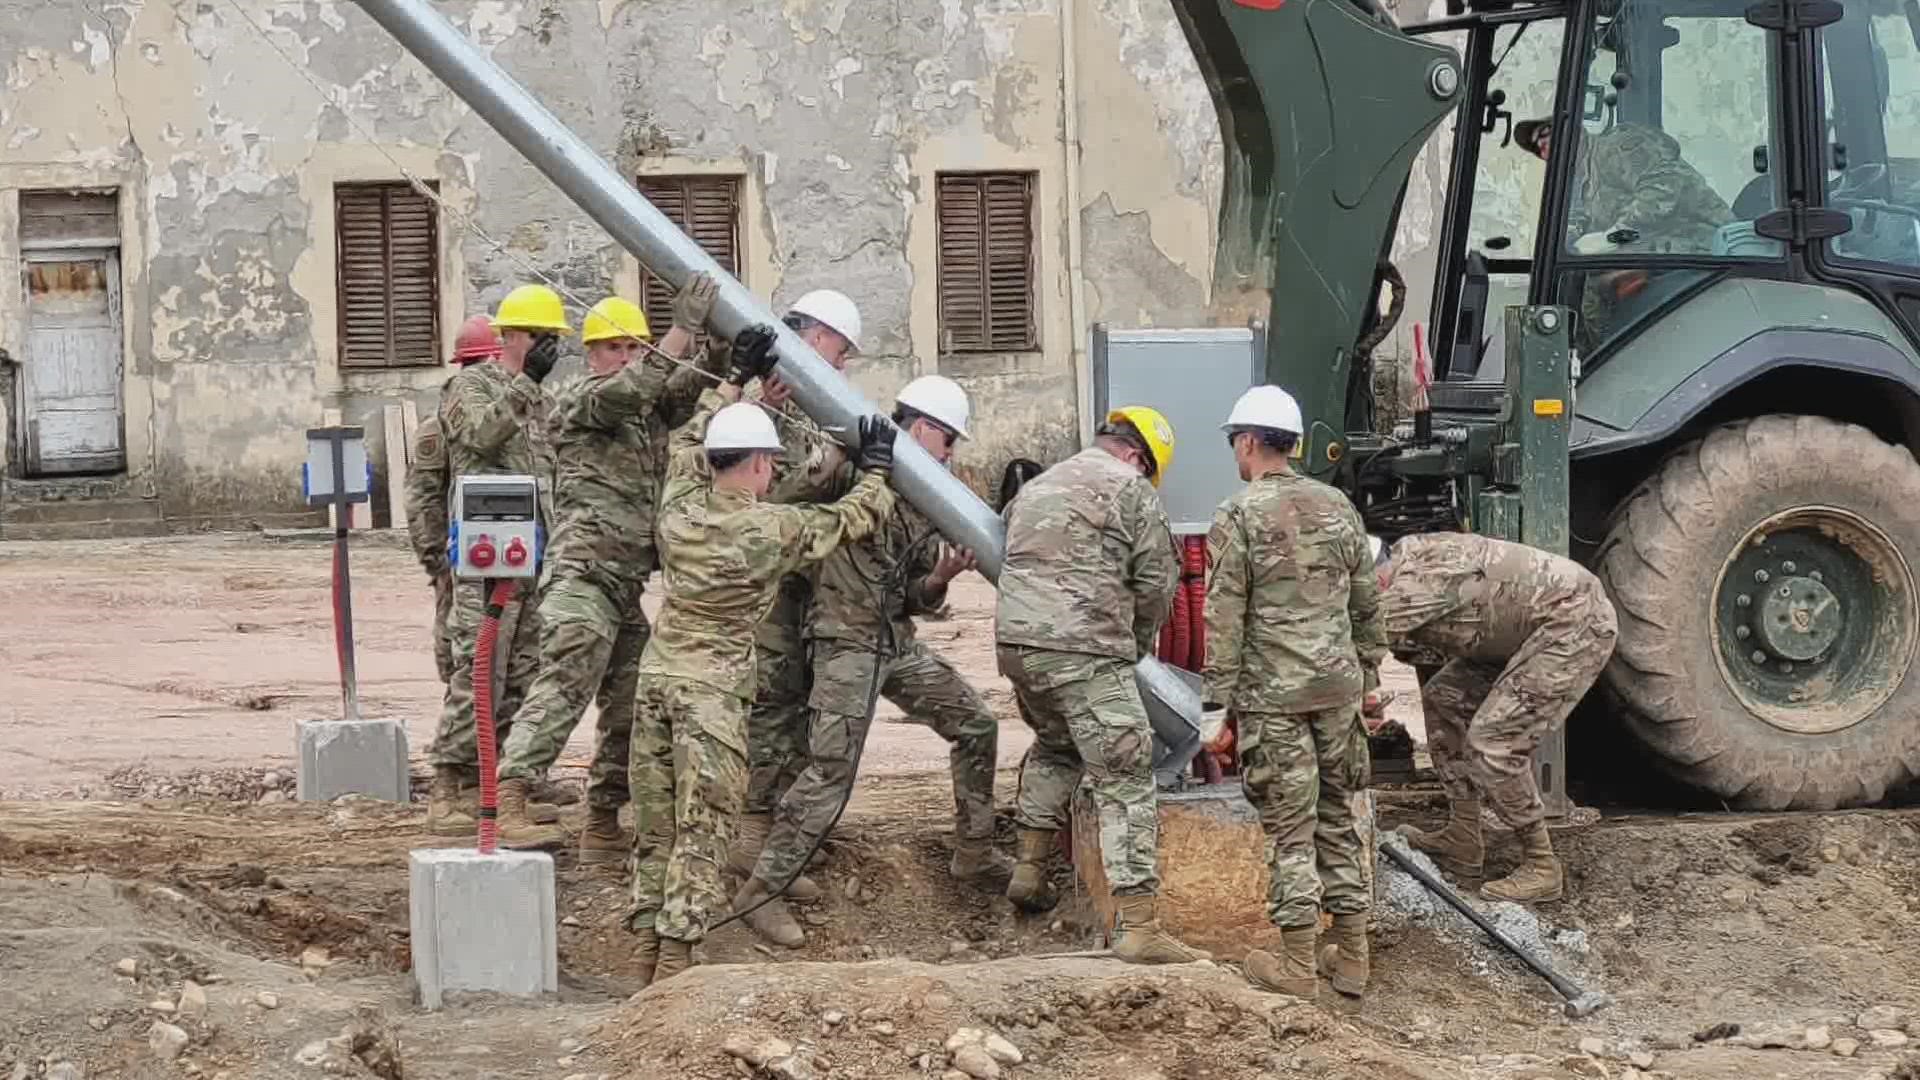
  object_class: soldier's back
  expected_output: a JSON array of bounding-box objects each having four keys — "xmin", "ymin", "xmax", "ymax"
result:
[
  {"xmin": 995, "ymin": 448, "xmax": 1150, "ymax": 660},
  {"xmin": 1387, "ymin": 533, "xmax": 1595, "ymax": 663}
]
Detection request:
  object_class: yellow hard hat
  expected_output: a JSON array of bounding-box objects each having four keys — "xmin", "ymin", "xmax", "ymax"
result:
[
  {"xmin": 1107, "ymin": 405, "xmax": 1175, "ymax": 486},
  {"xmin": 580, "ymin": 296, "xmax": 652, "ymax": 344},
  {"xmin": 491, "ymin": 284, "xmax": 573, "ymax": 334}
]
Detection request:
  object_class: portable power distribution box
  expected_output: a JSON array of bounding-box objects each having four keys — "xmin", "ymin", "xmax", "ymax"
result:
[{"xmin": 449, "ymin": 475, "xmax": 542, "ymax": 579}]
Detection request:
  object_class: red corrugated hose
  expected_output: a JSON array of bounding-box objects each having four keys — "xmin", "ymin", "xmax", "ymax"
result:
[{"xmin": 472, "ymin": 579, "xmax": 517, "ymax": 854}]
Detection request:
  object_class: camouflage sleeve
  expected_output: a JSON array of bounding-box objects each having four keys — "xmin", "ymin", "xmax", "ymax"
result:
[
  {"xmin": 657, "ymin": 333, "xmax": 730, "ymax": 431},
  {"xmin": 1345, "ymin": 506, "xmax": 1388, "ymax": 689},
  {"xmin": 1123, "ymin": 482, "xmax": 1181, "ymax": 659},
  {"xmin": 904, "ymin": 520, "xmax": 951, "ymax": 616},
  {"xmin": 403, "ymin": 416, "xmax": 450, "ymax": 577},
  {"xmin": 765, "ymin": 419, "xmax": 849, "ymax": 504},
  {"xmin": 766, "ymin": 471, "xmax": 898, "ymax": 574},
  {"xmin": 574, "ymin": 353, "xmax": 671, "ymax": 428},
  {"xmin": 659, "ymin": 387, "xmax": 729, "ymax": 510},
  {"xmin": 1201, "ymin": 502, "xmax": 1247, "ymax": 705},
  {"xmin": 447, "ymin": 369, "xmax": 541, "ymax": 456}
]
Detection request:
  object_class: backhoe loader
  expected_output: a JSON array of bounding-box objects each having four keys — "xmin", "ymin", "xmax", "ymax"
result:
[{"xmin": 1175, "ymin": 0, "xmax": 1920, "ymax": 810}]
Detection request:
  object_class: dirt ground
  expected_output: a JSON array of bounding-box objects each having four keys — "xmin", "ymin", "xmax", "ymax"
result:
[{"xmin": 3, "ymin": 534, "xmax": 1917, "ymax": 1080}]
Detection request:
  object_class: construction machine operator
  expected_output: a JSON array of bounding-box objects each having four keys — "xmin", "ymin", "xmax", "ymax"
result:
[{"xmin": 1376, "ymin": 532, "xmax": 1619, "ymax": 904}]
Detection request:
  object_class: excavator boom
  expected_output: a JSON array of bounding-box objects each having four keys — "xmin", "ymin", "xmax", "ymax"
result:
[{"xmin": 1170, "ymin": 0, "xmax": 1462, "ymax": 473}]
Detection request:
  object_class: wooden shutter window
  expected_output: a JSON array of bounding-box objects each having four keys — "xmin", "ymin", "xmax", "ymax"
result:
[
  {"xmin": 937, "ymin": 172, "xmax": 1036, "ymax": 353},
  {"xmin": 637, "ymin": 176, "xmax": 741, "ymax": 332},
  {"xmin": 336, "ymin": 182, "xmax": 440, "ymax": 368}
]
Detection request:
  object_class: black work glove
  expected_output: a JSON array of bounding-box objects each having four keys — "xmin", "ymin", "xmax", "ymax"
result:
[
  {"xmin": 727, "ymin": 324, "xmax": 780, "ymax": 387},
  {"xmin": 523, "ymin": 333, "xmax": 561, "ymax": 384},
  {"xmin": 856, "ymin": 414, "xmax": 897, "ymax": 473}
]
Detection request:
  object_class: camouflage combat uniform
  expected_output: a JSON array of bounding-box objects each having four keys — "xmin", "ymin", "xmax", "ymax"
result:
[
  {"xmin": 1567, "ymin": 123, "xmax": 1731, "ymax": 255},
  {"xmin": 496, "ymin": 344, "xmax": 722, "ymax": 809},
  {"xmin": 628, "ymin": 389, "xmax": 893, "ymax": 945},
  {"xmin": 428, "ymin": 361, "xmax": 552, "ymax": 778},
  {"xmin": 403, "ymin": 412, "xmax": 454, "ymax": 684},
  {"xmin": 997, "ymin": 448, "xmax": 1178, "ymax": 896},
  {"xmin": 1568, "ymin": 124, "xmax": 1733, "ymax": 343},
  {"xmin": 1383, "ymin": 533, "xmax": 1618, "ymax": 831},
  {"xmin": 750, "ymin": 496, "xmax": 998, "ymax": 890},
  {"xmin": 742, "ymin": 396, "xmax": 848, "ymax": 815},
  {"xmin": 1204, "ymin": 468, "xmax": 1386, "ymax": 929}
]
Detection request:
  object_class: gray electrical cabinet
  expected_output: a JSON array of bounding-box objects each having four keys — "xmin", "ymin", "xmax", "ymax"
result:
[{"xmin": 1091, "ymin": 322, "xmax": 1265, "ymax": 535}]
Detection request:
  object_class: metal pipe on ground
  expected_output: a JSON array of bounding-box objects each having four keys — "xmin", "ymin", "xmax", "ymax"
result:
[
  {"xmin": 1379, "ymin": 840, "xmax": 1610, "ymax": 1018},
  {"xmin": 343, "ymin": 0, "xmax": 1205, "ymax": 770}
]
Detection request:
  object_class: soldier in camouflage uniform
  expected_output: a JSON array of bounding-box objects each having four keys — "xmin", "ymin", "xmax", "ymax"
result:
[
  {"xmin": 494, "ymin": 276, "xmax": 724, "ymax": 860},
  {"xmin": 627, "ymin": 324, "xmax": 897, "ymax": 986},
  {"xmin": 1203, "ymin": 386, "xmax": 1386, "ymax": 1009},
  {"xmin": 997, "ymin": 405, "xmax": 1209, "ymax": 966},
  {"xmin": 729, "ymin": 290, "xmax": 865, "ymax": 904},
  {"xmin": 405, "ymin": 315, "xmax": 502, "ymax": 684},
  {"xmin": 1379, "ymin": 532, "xmax": 1618, "ymax": 903},
  {"xmin": 735, "ymin": 375, "xmax": 1006, "ymax": 948},
  {"xmin": 1515, "ymin": 118, "xmax": 1732, "ymax": 342},
  {"xmin": 425, "ymin": 285, "xmax": 566, "ymax": 837}
]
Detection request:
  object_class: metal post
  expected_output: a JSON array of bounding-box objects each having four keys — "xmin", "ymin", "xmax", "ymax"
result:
[
  {"xmin": 344, "ymin": 0, "xmax": 1204, "ymax": 762},
  {"xmin": 1508, "ymin": 306, "xmax": 1574, "ymax": 821},
  {"xmin": 330, "ymin": 437, "xmax": 362, "ymax": 722}
]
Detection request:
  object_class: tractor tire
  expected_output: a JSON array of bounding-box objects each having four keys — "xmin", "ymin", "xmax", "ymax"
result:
[{"xmin": 1594, "ymin": 414, "xmax": 1920, "ymax": 810}]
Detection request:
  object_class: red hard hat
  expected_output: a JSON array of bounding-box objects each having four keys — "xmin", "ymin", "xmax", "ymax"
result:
[{"xmin": 451, "ymin": 315, "xmax": 503, "ymax": 364}]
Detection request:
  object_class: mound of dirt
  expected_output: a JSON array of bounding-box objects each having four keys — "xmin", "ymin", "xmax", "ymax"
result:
[{"xmin": 604, "ymin": 956, "xmax": 1460, "ymax": 1080}]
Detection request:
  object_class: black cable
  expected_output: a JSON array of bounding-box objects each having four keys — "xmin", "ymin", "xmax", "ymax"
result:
[{"xmin": 712, "ymin": 510, "xmax": 943, "ymax": 933}]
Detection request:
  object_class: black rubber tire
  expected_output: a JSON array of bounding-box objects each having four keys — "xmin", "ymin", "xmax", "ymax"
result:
[{"xmin": 1593, "ymin": 414, "xmax": 1920, "ymax": 810}]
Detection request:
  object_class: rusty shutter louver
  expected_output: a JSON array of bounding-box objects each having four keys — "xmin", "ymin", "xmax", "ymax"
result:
[
  {"xmin": 637, "ymin": 176, "xmax": 741, "ymax": 332},
  {"xmin": 337, "ymin": 182, "xmax": 440, "ymax": 368},
  {"xmin": 938, "ymin": 172, "xmax": 1036, "ymax": 353}
]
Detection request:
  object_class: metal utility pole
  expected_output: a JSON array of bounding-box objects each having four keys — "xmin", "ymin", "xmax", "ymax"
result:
[{"xmin": 344, "ymin": 0, "xmax": 1205, "ymax": 763}]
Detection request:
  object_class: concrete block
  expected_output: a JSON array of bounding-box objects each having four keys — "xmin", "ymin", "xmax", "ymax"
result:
[
  {"xmin": 296, "ymin": 718, "xmax": 410, "ymax": 802},
  {"xmin": 409, "ymin": 848, "xmax": 558, "ymax": 1009},
  {"xmin": 1071, "ymin": 783, "xmax": 1377, "ymax": 962}
]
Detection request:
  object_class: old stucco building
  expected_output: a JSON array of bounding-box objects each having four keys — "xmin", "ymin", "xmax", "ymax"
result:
[{"xmin": 0, "ymin": 0, "xmax": 1466, "ymax": 537}]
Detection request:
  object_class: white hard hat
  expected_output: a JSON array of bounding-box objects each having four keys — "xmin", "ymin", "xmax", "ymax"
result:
[
  {"xmin": 704, "ymin": 402, "xmax": 783, "ymax": 453},
  {"xmin": 1222, "ymin": 384, "xmax": 1305, "ymax": 436},
  {"xmin": 1369, "ymin": 535, "xmax": 1386, "ymax": 565},
  {"xmin": 895, "ymin": 374, "xmax": 971, "ymax": 439},
  {"xmin": 788, "ymin": 289, "xmax": 863, "ymax": 352}
]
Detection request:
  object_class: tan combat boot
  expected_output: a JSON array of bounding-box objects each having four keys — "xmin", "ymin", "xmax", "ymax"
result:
[
  {"xmin": 652, "ymin": 937, "xmax": 694, "ymax": 983},
  {"xmin": 727, "ymin": 814, "xmax": 822, "ymax": 901},
  {"xmin": 1245, "ymin": 926, "xmax": 1319, "ymax": 1000},
  {"xmin": 454, "ymin": 775, "xmax": 559, "ymax": 825},
  {"xmin": 1005, "ymin": 828, "xmax": 1059, "ymax": 912},
  {"xmin": 1317, "ymin": 913, "xmax": 1369, "ymax": 1012},
  {"xmin": 732, "ymin": 876, "xmax": 806, "ymax": 949},
  {"xmin": 1110, "ymin": 894, "xmax": 1212, "ymax": 964},
  {"xmin": 632, "ymin": 927, "xmax": 660, "ymax": 987},
  {"xmin": 497, "ymin": 778, "xmax": 565, "ymax": 850},
  {"xmin": 426, "ymin": 766, "xmax": 477, "ymax": 837},
  {"xmin": 1399, "ymin": 798, "xmax": 1486, "ymax": 877},
  {"xmin": 577, "ymin": 805, "xmax": 629, "ymax": 865},
  {"xmin": 949, "ymin": 838, "xmax": 1015, "ymax": 883},
  {"xmin": 1481, "ymin": 822, "xmax": 1564, "ymax": 903}
]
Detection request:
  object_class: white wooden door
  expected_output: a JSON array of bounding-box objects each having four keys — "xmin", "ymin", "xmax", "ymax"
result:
[{"xmin": 22, "ymin": 250, "xmax": 124, "ymax": 475}]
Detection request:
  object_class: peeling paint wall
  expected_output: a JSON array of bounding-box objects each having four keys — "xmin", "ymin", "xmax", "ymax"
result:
[{"xmin": 0, "ymin": 0, "xmax": 1243, "ymax": 525}]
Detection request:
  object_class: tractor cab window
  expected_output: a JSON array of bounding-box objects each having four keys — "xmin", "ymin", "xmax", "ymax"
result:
[
  {"xmin": 1820, "ymin": 0, "xmax": 1920, "ymax": 271},
  {"xmin": 1559, "ymin": 0, "xmax": 1784, "ymax": 352}
]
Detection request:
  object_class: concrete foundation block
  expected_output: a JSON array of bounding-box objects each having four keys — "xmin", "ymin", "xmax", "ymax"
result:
[
  {"xmin": 1071, "ymin": 783, "xmax": 1377, "ymax": 962},
  {"xmin": 296, "ymin": 718, "xmax": 411, "ymax": 803},
  {"xmin": 408, "ymin": 847, "xmax": 558, "ymax": 1009}
]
